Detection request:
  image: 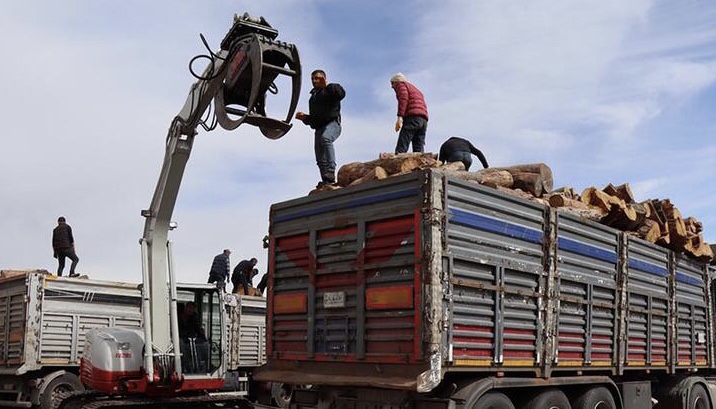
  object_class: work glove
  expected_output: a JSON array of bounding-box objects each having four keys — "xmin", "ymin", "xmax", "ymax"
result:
[{"xmin": 394, "ymin": 116, "xmax": 403, "ymax": 132}]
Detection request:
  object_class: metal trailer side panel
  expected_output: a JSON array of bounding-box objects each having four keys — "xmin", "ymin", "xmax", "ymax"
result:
[
  {"xmin": 226, "ymin": 294, "xmax": 267, "ymax": 369},
  {"xmin": 443, "ymin": 176, "xmax": 546, "ymax": 371},
  {"xmin": 5, "ymin": 273, "xmax": 143, "ymax": 374},
  {"xmin": 553, "ymin": 210, "xmax": 620, "ymax": 370},
  {"xmin": 672, "ymin": 255, "xmax": 710, "ymax": 368},
  {"xmin": 623, "ymin": 235, "xmax": 670, "ymax": 370},
  {"xmin": 0, "ymin": 274, "xmax": 31, "ymax": 371}
]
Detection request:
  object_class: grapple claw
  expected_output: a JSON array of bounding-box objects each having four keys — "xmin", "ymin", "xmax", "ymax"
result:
[{"xmin": 215, "ymin": 16, "xmax": 301, "ymax": 139}]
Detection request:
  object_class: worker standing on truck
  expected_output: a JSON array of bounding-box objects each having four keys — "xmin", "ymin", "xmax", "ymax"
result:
[
  {"xmin": 295, "ymin": 69, "xmax": 346, "ymax": 188},
  {"xmin": 231, "ymin": 258, "xmax": 258, "ymax": 294},
  {"xmin": 257, "ymin": 273, "xmax": 268, "ymax": 295},
  {"xmin": 207, "ymin": 249, "xmax": 231, "ymax": 290},
  {"xmin": 52, "ymin": 216, "xmax": 80, "ymax": 277},
  {"xmin": 438, "ymin": 136, "xmax": 489, "ymax": 171},
  {"xmin": 390, "ymin": 72, "xmax": 429, "ymax": 154}
]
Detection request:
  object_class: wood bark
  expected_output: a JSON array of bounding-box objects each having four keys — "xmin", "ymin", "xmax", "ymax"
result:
[
  {"xmin": 439, "ymin": 161, "xmax": 466, "ymax": 172},
  {"xmin": 511, "ymin": 172, "xmax": 546, "ymax": 197},
  {"xmin": 551, "ymin": 186, "xmax": 577, "ymax": 200},
  {"xmin": 349, "ymin": 166, "xmax": 388, "ymax": 186},
  {"xmin": 443, "ymin": 169, "xmax": 513, "ymax": 188},
  {"xmin": 337, "ymin": 154, "xmax": 439, "ymax": 186},
  {"xmin": 603, "ymin": 183, "xmax": 635, "ymax": 204},
  {"xmin": 634, "ymin": 219, "xmax": 661, "ymax": 243},
  {"xmin": 492, "ymin": 163, "xmax": 553, "ymax": 194}
]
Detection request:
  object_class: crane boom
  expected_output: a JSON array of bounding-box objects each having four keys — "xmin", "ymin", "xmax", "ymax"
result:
[
  {"xmin": 56, "ymin": 14, "xmax": 300, "ymax": 409},
  {"xmin": 137, "ymin": 13, "xmax": 300, "ymax": 385}
]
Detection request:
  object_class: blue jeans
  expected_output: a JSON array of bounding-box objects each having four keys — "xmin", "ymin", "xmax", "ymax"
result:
[
  {"xmin": 395, "ymin": 116, "xmax": 427, "ymax": 153},
  {"xmin": 314, "ymin": 120, "xmax": 341, "ymax": 183}
]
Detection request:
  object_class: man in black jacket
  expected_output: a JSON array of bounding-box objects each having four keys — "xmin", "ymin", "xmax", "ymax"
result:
[
  {"xmin": 52, "ymin": 216, "xmax": 80, "ymax": 277},
  {"xmin": 207, "ymin": 249, "xmax": 231, "ymax": 290},
  {"xmin": 231, "ymin": 258, "xmax": 258, "ymax": 294},
  {"xmin": 438, "ymin": 137, "xmax": 489, "ymax": 171},
  {"xmin": 296, "ymin": 69, "xmax": 346, "ymax": 188}
]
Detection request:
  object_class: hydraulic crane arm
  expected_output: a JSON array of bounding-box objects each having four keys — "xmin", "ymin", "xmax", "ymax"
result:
[{"xmin": 139, "ymin": 13, "xmax": 301, "ymax": 384}]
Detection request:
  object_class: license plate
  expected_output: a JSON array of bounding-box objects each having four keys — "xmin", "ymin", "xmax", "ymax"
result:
[{"xmin": 323, "ymin": 291, "xmax": 345, "ymax": 308}]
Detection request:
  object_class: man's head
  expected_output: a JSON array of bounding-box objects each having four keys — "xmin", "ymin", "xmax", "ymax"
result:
[
  {"xmin": 57, "ymin": 216, "xmax": 66, "ymax": 224},
  {"xmin": 251, "ymin": 257, "xmax": 258, "ymax": 266},
  {"xmin": 223, "ymin": 249, "xmax": 231, "ymax": 256},
  {"xmin": 185, "ymin": 302, "xmax": 197, "ymax": 315},
  {"xmin": 311, "ymin": 69, "xmax": 327, "ymax": 89},
  {"xmin": 251, "ymin": 268, "xmax": 259, "ymax": 277},
  {"xmin": 390, "ymin": 72, "xmax": 407, "ymax": 86}
]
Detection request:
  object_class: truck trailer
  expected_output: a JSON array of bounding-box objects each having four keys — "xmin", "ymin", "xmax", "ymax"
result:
[
  {"xmin": 0, "ymin": 270, "xmax": 267, "ymax": 409},
  {"xmin": 255, "ymin": 168, "xmax": 716, "ymax": 409}
]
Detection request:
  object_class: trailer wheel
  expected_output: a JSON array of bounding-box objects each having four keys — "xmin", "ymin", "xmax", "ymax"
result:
[
  {"xmin": 271, "ymin": 382, "xmax": 295, "ymax": 409},
  {"xmin": 688, "ymin": 384, "xmax": 709, "ymax": 409},
  {"xmin": 573, "ymin": 386, "xmax": 616, "ymax": 409},
  {"xmin": 473, "ymin": 391, "xmax": 515, "ymax": 409},
  {"xmin": 520, "ymin": 388, "xmax": 571, "ymax": 409},
  {"xmin": 42, "ymin": 373, "xmax": 83, "ymax": 409}
]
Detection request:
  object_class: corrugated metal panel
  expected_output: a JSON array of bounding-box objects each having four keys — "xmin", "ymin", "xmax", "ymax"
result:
[
  {"xmin": 673, "ymin": 256, "xmax": 709, "ymax": 367},
  {"xmin": 36, "ymin": 275, "xmax": 142, "ymax": 369},
  {"xmin": 269, "ymin": 173, "xmax": 425, "ymax": 363},
  {"xmin": 227, "ymin": 295, "xmax": 266, "ymax": 369},
  {"xmin": 0, "ymin": 277, "xmax": 27, "ymax": 366},
  {"xmin": 555, "ymin": 212, "xmax": 618, "ymax": 367},
  {"xmin": 624, "ymin": 236, "xmax": 669, "ymax": 366},
  {"xmin": 445, "ymin": 178, "xmax": 544, "ymax": 367}
]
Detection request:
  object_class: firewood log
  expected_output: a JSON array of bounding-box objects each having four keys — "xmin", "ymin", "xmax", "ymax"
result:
[
  {"xmin": 635, "ymin": 219, "xmax": 660, "ymax": 243},
  {"xmin": 661, "ymin": 200, "xmax": 688, "ymax": 248},
  {"xmin": 511, "ymin": 172, "xmax": 546, "ymax": 197},
  {"xmin": 439, "ymin": 161, "xmax": 467, "ymax": 172},
  {"xmin": 496, "ymin": 186, "xmax": 534, "ymax": 200},
  {"xmin": 349, "ymin": 166, "xmax": 388, "ymax": 186},
  {"xmin": 580, "ymin": 187, "xmax": 622, "ymax": 212},
  {"xmin": 548, "ymin": 193, "xmax": 599, "ymax": 212},
  {"xmin": 337, "ymin": 162, "xmax": 371, "ymax": 186},
  {"xmin": 443, "ymin": 168, "xmax": 513, "ymax": 188},
  {"xmin": 603, "ymin": 183, "xmax": 635, "ymax": 204},
  {"xmin": 551, "ymin": 186, "xmax": 576, "ymax": 199},
  {"xmin": 337, "ymin": 154, "xmax": 440, "ymax": 186},
  {"xmin": 492, "ymin": 163, "xmax": 554, "ymax": 194}
]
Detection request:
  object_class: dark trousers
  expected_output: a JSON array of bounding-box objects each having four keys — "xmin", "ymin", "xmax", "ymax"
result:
[
  {"xmin": 395, "ymin": 116, "xmax": 427, "ymax": 153},
  {"xmin": 208, "ymin": 275, "xmax": 226, "ymax": 291},
  {"xmin": 56, "ymin": 248, "xmax": 79, "ymax": 276},
  {"xmin": 447, "ymin": 151, "xmax": 473, "ymax": 171}
]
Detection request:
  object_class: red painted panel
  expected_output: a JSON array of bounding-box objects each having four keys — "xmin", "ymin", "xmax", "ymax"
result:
[
  {"xmin": 276, "ymin": 234, "xmax": 313, "ymax": 271},
  {"xmin": 315, "ymin": 271, "xmax": 357, "ymax": 288},
  {"xmin": 319, "ymin": 226, "xmax": 357, "ymax": 239}
]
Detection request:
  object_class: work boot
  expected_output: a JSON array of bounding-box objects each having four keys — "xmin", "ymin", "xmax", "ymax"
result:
[{"xmin": 69, "ymin": 273, "xmax": 80, "ymax": 278}]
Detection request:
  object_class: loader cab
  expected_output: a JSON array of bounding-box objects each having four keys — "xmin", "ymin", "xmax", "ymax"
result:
[{"xmin": 176, "ymin": 284, "xmax": 226, "ymax": 377}]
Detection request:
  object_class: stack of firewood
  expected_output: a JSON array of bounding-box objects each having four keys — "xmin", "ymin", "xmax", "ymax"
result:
[{"xmin": 315, "ymin": 153, "xmax": 713, "ymax": 262}]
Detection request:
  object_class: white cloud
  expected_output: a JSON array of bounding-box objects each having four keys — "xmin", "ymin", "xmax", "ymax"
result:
[{"xmin": 1, "ymin": 0, "xmax": 715, "ymax": 284}]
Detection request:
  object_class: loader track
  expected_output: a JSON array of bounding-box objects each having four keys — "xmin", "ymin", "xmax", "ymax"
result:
[{"xmin": 55, "ymin": 391, "xmax": 251, "ymax": 409}]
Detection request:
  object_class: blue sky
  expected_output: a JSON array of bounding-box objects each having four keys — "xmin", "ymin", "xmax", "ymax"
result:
[{"xmin": 1, "ymin": 1, "xmax": 715, "ymax": 283}]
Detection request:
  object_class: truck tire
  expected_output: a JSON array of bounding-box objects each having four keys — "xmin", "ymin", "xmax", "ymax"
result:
[
  {"xmin": 688, "ymin": 384, "xmax": 709, "ymax": 409},
  {"xmin": 41, "ymin": 373, "xmax": 83, "ymax": 409},
  {"xmin": 520, "ymin": 388, "xmax": 571, "ymax": 409},
  {"xmin": 573, "ymin": 386, "xmax": 616, "ymax": 409},
  {"xmin": 473, "ymin": 392, "xmax": 516, "ymax": 409},
  {"xmin": 271, "ymin": 382, "xmax": 294, "ymax": 409}
]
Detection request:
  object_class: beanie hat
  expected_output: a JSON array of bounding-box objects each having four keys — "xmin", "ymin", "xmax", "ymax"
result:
[{"xmin": 390, "ymin": 72, "xmax": 407, "ymax": 83}]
